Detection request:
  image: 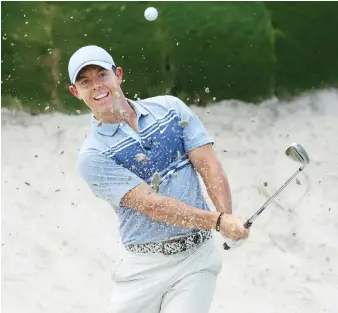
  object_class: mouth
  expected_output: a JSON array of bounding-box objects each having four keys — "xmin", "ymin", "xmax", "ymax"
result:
[{"xmin": 94, "ymin": 92, "xmax": 109, "ymax": 102}]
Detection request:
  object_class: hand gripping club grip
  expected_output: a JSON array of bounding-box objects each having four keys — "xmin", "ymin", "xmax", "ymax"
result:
[{"xmin": 223, "ymin": 220, "xmax": 252, "ymax": 250}]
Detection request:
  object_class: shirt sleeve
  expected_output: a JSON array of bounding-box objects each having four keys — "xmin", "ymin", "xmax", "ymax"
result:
[
  {"xmin": 166, "ymin": 95, "xmax": 214, "ymax": 153},
  {"xmin": 77, "ymin": 150, "xmax": 144, "ymax": 208}
]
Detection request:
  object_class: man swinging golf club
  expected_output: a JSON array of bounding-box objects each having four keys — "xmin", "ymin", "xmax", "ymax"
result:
[{"xmin": 68, "ymin": 45, "xmax": 250, "ymax": 313}]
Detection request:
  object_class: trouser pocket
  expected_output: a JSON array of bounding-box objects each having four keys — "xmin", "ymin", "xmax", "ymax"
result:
[
  {"xmin": 111, "ymin": 257, "xmax": 124, "ymax": 282},
  {"xmin": 112, "ymin": 255, "xmax": 149, "ymax": 282}
]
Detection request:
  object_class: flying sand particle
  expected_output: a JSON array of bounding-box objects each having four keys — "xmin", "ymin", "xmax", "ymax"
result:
[
  {"xmin": 178, "ymin": 120, "xmax": 189, "ymax": 128},
  {"xmin": 150, "ymin": 172, "xmax": 161, "ymax": 193},
  {"xmin": 135, "ymin": 153, "xmax": 149, "ymax": 162},
  {"xmin": 120, "ymin": 109, "xmax": 128, "ymax": 119}
]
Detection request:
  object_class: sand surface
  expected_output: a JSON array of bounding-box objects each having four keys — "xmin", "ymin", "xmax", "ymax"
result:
[{"xmin": 2, "ymin": 89, "xmax": 338, "ymax": 313}]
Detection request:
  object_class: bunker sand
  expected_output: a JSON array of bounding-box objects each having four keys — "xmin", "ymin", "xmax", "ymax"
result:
[{"xmin": 2, "ymin": 89, "xmax": 338, "ymax": 313}]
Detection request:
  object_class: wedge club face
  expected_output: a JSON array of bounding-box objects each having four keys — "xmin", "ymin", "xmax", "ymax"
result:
[{"xmin": 285, "ymin": 143, "xmax": 310, "ymax": 165}]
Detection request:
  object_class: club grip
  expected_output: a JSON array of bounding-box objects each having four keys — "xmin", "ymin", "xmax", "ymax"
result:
[{"xmin": 243, "ymin": 220, "xmax": 252, "ymax": 228}]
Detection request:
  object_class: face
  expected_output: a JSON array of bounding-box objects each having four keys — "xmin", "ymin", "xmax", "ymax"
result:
[{"xmin": 69, "ymin": 65, "xmax": 124, "ymax": 114}]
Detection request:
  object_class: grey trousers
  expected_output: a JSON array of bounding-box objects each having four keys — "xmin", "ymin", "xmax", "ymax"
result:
[{"xmin": 108, "ymin": 238, "xmax": 223, "ymax": 313}]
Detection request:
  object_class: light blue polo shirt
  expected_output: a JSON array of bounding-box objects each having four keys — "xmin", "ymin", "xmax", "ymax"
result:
[{"xmin": 77, "ymin": 95, "xmax": 214, "ymax": 245}]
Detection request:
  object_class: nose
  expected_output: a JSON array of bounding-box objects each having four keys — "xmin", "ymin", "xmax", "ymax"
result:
[
  {"xmin": 93, "ymin": 82, "xmax": 102, "ymax": 91},
  {"xmin": 92, "ymin": 78, "xmax": 102, "ymax": 90}
]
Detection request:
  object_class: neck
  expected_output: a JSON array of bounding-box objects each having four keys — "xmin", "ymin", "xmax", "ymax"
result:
[{"xmin": 94, "ymin": 97, "xmax": 137, "ymax": 125}]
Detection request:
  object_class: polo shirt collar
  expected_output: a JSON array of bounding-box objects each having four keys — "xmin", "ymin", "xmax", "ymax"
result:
[
  {"xmin": 92, "ymin": 98, "xmax": 149, "ymax": 136},
  {"xmin": 128, "ymin": 99, "xmax": 149, "ymax": 117},
  {"xmin": 92, "ymin": 116, "xmax": 119, "ymax": 136}
]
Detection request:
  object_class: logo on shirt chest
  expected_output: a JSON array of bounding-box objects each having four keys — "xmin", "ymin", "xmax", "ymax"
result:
[{"xmin": 103, "ymin": 118, "xmax": 186, "ymax": 182}]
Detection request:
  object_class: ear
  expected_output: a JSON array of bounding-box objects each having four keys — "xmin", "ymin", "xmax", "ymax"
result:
[
  {"xmin": 115, "ymin": 67, "xmax": 123, "ymax": 85},
  {"xmin": 69, "ymin": 85, "xmax": 82, "ymax": 100}
]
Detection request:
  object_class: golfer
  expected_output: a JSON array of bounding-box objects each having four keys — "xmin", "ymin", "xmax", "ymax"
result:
[{"xmin": 68, "ymin": 45, "xmax": 249, "ymax": 313}]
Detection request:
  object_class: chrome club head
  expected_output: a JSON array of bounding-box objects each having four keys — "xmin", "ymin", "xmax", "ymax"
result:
[{"xmin": 285, "ymin": 143, "xmax": 310, "ymax": 165}]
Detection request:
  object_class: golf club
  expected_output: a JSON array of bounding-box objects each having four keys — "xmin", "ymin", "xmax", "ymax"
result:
[{"xmin": 223, "ymin": 143, "xmax": 310, "ymax": 250}]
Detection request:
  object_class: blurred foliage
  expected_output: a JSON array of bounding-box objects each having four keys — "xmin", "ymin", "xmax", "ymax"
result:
[
  {"xmin": 1, "ymin": 1, "xmax": 338, "ymax": 113},
  {"xmin": 157, "ymin": 2, "xmax": 275, "ymax": 104},
  {"xmin": 1, "ymin": 2, "xmax": 52, "ymax": 113},
  {"xmin": 265, "ymin": 2, "xmax": 338, "ymax": 97}
]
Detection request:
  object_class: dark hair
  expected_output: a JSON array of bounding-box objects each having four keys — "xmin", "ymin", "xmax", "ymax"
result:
[{"xmin": 72, "ymin": 64, "xmax": 117, "ymax": 86}]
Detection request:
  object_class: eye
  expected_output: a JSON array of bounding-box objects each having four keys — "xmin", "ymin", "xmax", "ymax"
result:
[
  {"xmin": 81, "ymin": 79, "xmax": 89, "ymax": 86},
  {"xmin": 100, "ymin": 71, "xmax": 108, "ymax": 77}
]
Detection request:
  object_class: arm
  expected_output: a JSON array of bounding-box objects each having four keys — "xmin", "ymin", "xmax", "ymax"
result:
[
  {"xmin": 188, "ymin": 144, "xmax": 232, "ymax": 214},
  {"xmin": 121, "ymin": 182, "xmax": 220, "ymax": 230},
  {"xmin": 165, "ymin": 95, "xmax": 232, "ymax": 214},
  {"xmin": 77, "ymin": 150, "xmax": 220, "ymax": 230}
]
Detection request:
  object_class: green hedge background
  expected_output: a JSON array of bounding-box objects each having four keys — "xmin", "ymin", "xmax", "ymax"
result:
[{"xmin": 1, "ymin": 1, "xmax": 338, "ymax": 113}]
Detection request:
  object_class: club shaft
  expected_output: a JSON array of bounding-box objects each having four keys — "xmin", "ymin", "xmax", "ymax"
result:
[{"xmin": 245, "ymin": 164, "xmax": 305, "ymax": 227}]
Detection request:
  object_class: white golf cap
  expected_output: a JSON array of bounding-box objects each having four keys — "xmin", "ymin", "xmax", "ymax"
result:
[{"xmin": 68, "ymin": 45, "xmax": 116, "ymax": 84}]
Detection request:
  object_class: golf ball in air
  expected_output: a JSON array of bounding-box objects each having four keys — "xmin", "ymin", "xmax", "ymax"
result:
[{"xmin": 144, "ymin": 7, "xmax": 158, "ymax": 21}]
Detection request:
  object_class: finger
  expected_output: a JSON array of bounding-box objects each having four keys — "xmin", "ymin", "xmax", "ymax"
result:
[
  {"xmin": 234, "ymin": 230, "xmax": 244, "ymax": 240},
  {"xmin": 236, "ymin": 226, "xmax": 248, "ymax": 239},
  {"xmin": 221, "ymin": 230, "xmax": 236, "ymax": 241},
  {"xmin": 225, "ymin": 232, "xmax": 240, "ymax": 241},
  {"xmin": 236, "ymin": 225, "xmax": 246, "ymax": 237}
]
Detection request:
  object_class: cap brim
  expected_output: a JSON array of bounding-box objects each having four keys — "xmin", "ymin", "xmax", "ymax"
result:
[{"xmin": 71, "ymin": 60, "xmax": 113, "ymax": 84}]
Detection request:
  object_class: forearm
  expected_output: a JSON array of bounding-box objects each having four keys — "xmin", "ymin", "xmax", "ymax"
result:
[
  {"xmin": 201, "ymin": 162, "xmax": 232, "ymax": 214},
  {"xmin": 145, "ymin": 195, "xmax": 220, "ymax": 229},
  {"xmin": 121, "ymin": 182, "xmax": 220, "ymax": 230}
]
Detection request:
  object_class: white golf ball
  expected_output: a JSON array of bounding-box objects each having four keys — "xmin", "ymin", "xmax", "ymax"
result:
[{"xmin": 144, "ymin": 7, "xmax": 158, "ymax": 21}]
